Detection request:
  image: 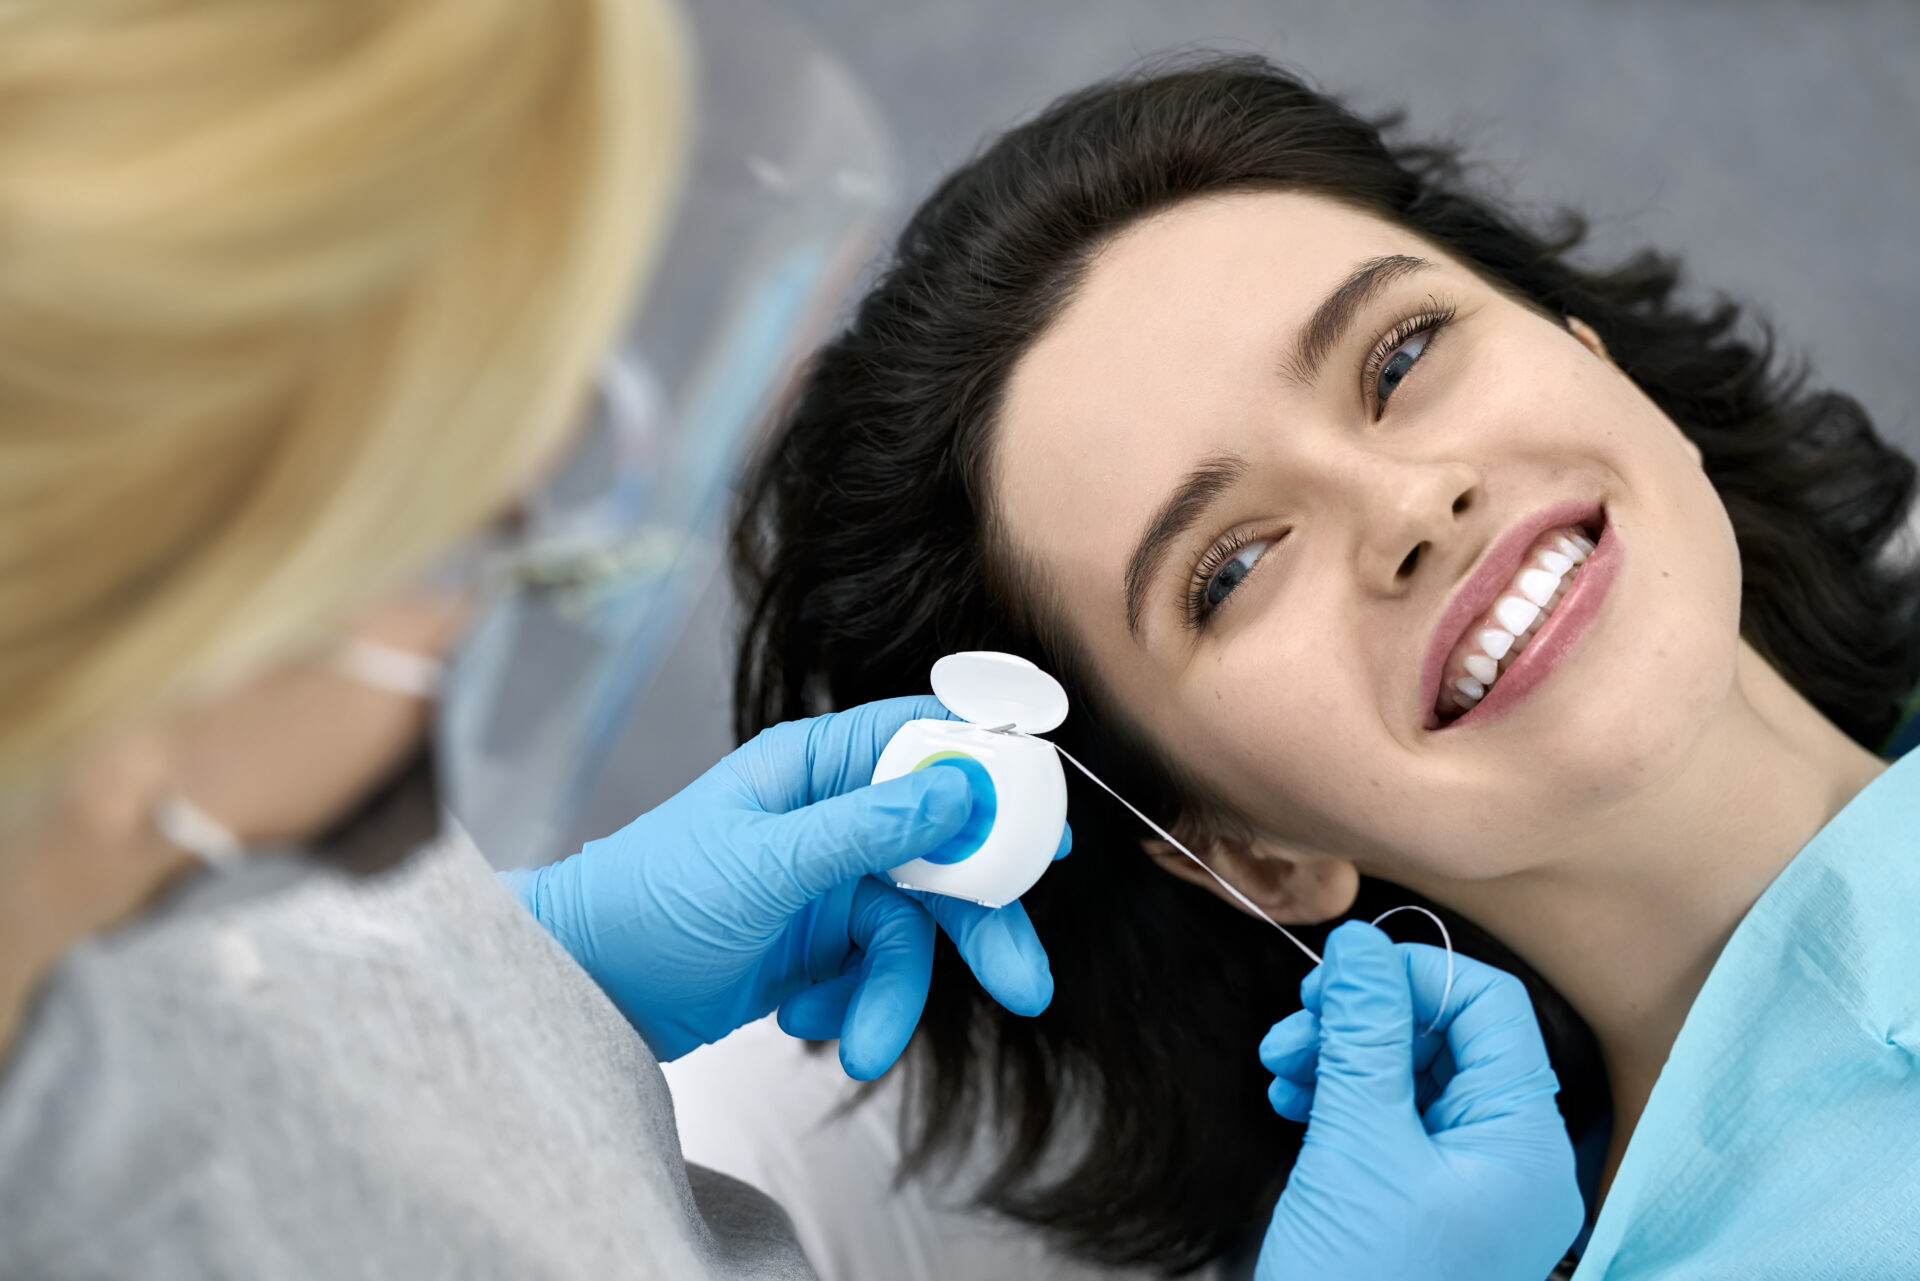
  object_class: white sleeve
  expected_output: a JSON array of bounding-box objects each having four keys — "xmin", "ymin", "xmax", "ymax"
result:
[{"xmin": 662, "ymin": 1016, "xmax": 1205, "ymax": 1281}]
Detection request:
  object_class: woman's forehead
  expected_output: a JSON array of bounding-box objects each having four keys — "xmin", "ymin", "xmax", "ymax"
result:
[
  {"xmin": 1070, "ymin": 190, "xmax": 1425, "ymax": 334},
  {"xmin": 989, "ymin": 193, "xmax": 1434, "ymax": 596}
]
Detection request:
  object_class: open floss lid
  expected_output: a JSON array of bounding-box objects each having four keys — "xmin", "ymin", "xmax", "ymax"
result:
[{"xmin": 930, "ymin": 651, "xmax": 1068, "ymax": 733}]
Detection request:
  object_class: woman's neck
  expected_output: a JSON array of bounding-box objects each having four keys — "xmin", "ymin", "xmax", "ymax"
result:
[{"xmin": 1430, "ymin": 642, "xmax": 1887, "ymax": 1193}]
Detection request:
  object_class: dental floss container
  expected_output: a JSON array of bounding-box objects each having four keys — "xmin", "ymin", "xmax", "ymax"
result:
[{"xmin": 871, "ymin": 651, "xmax": 1070, "ymax": 909}]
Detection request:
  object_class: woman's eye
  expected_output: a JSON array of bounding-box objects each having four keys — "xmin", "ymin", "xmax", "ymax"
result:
[
  {"xmin": 1204, "ymin": 538, "xmax": 1271, "ymax": 611},
  {"xmin": 1375, "ymin": 328, "xmax": 1432, "ymax": 405}
]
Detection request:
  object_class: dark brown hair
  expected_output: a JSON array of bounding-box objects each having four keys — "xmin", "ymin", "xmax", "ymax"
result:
[{"xmin": 733, "ymin": 56, "xmax": 1920, "ymax": 1273}]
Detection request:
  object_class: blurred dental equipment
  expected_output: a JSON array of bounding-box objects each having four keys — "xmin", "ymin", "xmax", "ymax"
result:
[{"xmin": 438, "ymin": 0, "xmax": 896, "ymax": 871}]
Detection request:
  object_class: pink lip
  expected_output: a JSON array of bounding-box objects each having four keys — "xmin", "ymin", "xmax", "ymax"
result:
[{"xmin": 1418, "ymin": 499, "xmax": 1610, "ymax": 732}]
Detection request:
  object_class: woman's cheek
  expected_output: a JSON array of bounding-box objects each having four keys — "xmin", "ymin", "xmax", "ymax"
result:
[{"xmin": 1193, "ymin": 665, "xmax": 1371, "ymax": 827}]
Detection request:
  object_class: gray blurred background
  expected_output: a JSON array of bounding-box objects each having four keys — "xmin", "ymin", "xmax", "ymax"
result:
[{"xmin": 576, "ymin": 0, "xmax": 1920, "ymax": 839}]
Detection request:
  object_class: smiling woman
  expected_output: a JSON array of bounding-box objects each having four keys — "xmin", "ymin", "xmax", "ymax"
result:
[{"xmin": 731, "ymin": 56, "xmax": 1920, "ymax": 1274}]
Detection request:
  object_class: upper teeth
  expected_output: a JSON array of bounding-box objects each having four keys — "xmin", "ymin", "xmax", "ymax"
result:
[
  {"xmin": 1442, "ymin": 529, "xmax": 1594, "ymax": 717},
  {"xmin": 1515, "ymin": 569, "xmax": 1560, "ymax": 608},
  {"xmin": 1495, "ymin": 595, "xmax": 1541, "ymax": 635}
]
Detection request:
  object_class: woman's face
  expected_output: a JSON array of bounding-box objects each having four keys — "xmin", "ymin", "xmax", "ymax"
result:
[{"xmin": 991, "ymin": 191, "xmax": 1743, "ymax": 913}]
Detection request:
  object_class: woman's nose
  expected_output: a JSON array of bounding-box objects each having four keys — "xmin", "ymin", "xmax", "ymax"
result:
[{"xmin": 1351, "ymin": 459, "xmax": 1481, "ymax": 592}]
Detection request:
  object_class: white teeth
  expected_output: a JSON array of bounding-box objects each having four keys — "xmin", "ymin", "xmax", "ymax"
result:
[
  {"xmin": 1516, "ymin": 568, "xmax": 1561, "ymax": 608},
  {"xmin": 1495, "ymin": 595, "xmax": 1541, "ymax": 635},
  {"xmin": 1436, "ymin": 523, "xmax": 1600, "ymax": 722}
]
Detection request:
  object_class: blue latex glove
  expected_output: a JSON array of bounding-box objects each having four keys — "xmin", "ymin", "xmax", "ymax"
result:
[
  {"xmin": 506, "ymin": 695, "xmax": 1070, "ymax": 1080},
  {"xmin": 1255, "ymin": 921, "xmax": 1584, "ymax": 1281}
]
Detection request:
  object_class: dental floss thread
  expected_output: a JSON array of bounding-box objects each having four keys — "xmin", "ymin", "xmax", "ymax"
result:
[
  {"xmin": 1038, "ymin": 736, "xmax": 1322, "ymax": 966},
  {"xmin": 1000, "ymin": 728, "xmax": 1458, "ymax": 1031}
]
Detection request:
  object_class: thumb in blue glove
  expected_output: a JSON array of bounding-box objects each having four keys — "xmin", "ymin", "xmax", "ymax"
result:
[
  {"xmin": 1254, "ymin": 921, "xmax": 1584, "ymax": 1281},
  {"xmin": 507, "ymin": 695, "xmax": 1070, "ymax": 1081}
]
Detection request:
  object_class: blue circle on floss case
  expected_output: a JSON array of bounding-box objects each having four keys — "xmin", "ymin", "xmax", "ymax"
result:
[{"xmin": 914, "ymin": 753, "xmax": 997, "ymax": 864}]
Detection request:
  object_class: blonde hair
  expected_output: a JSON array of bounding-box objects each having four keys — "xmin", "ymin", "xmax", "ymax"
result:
[{"xmin": 0, "ymin": 0, "xmax": 688, "ymax": 815}]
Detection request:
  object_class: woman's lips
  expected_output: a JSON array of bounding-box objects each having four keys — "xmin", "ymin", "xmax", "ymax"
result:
[{"xmin": 1419, "ymin": 499, "xmax": 1609, "ymax": 731}]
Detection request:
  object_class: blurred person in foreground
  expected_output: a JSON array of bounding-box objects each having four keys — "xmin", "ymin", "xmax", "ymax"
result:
[{"xmin": 0, "ymin": 3, "xmax": 1080, "ymax": 1276}]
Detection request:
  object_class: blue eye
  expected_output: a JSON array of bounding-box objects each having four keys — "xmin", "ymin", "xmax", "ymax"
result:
[
  {"xmin": 1204, "ymin": 538, "xmax": 1271, "ymax": 611},
  {"xmin": 1375, "ymin": 328, "xmax": 1432, "ymax": 404}
]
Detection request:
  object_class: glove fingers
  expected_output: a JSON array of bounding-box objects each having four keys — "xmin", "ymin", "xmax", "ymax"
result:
[
  {"xmin": 1401, "ymin": 946, "xmax": 1562, "ymax": 1131},
  {"xmin": 799, "ymin": 695, "xmax": 958, "ymax": 804},
  {"xmin": 770, "ymin": 767, "xmax": 975, "ymax": 907},
  {"xmin": 1413, "ymin": 949, "xmax": 1549, "ymax": 1067},
  {"xmin": 1296, "ymin": 940, "xmax": 1471, "ymax": 1118},
  {"xmin": 777, "ymin": 971, "xmax": 860, "ymax": 1042},
  {"xmin": 1260, "ymin": 1012, "xmax": 1319, "ymax": 1123},
  {"xmin": 1389, "ymin": 942, "xmax": 1459, "ymax": 1083},
  {"xmin": 732, "ymin": 696, "xmax": 956, "ymax": 812},
  {"xmin": 1401, "ymin": 942, "xmax": 1500, "ymax": 1034},
  {"xmin": 1259, "ymin": 1011, "xmax": 1320, "ymax": 1083},
  {"xmin": 1415, "ymin": 1044, "xmax": 1457, "ymax": 1118},
  {"xmin": 912, "ymin": 893, "xmax": 1053, "ymax": 1017},
  {"xmin": 1426, "ymin": 1011, "xmax": 1562, "ymax": 1133},
  {"xmin": 837, "ymin": 878, "xmax": 936, "ymax": 1080},
  {"xmin": 1307, "ymin": 921, "xmax": 1420, "ymax": 1127},
  {"xmin": 1268, "ymin": 1074, "xmax": 1314, "ymax": 1123}
]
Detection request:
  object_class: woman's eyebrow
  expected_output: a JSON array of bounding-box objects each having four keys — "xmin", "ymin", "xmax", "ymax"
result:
[
  {"xmin": 1125, "ymin": 453, "xmax": 1248, "ymax": 637},
  {"xmin": 1281, "ymin": 254, "xmax": 1433, "ymax": 386}
]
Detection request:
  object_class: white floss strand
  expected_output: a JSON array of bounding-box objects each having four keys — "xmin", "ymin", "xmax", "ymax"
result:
[
  {"xmin": 1044, "ymin": 739, "xmax": 1323, "ymax": 967},
  {"xmin": 1038, "ymin": 736, "xmax": 1457, "ymax": 1032}
]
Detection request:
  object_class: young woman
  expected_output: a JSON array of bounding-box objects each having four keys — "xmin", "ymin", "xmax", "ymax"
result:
[{"xmin": 732, "ymin": 55, "xmax": 1920, "ymax": 1276}]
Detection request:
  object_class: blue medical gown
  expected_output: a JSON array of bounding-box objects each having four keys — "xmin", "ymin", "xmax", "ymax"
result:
[{"xmin": 1571, "ymin": 745, "xmax": 1920, "ymax": 1278}]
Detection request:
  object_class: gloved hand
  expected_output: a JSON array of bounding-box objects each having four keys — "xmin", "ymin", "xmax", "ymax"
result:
[
  {"xmin": 506, "ymin": 695, "xmax": 1070, "ymax": 1080},
  {"xmin": 1255, "ymin": 921, "xmax": 1584, "ymax": 1281}
]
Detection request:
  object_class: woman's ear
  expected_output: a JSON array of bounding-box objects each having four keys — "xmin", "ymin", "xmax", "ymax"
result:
[
  {"xmin": 1568, "ymin": 314, "xmax": 1703, "ymax": 467},
  {"xmin": 1142, "ymin": 832, "xmax": 1359, "ymax": 926}
]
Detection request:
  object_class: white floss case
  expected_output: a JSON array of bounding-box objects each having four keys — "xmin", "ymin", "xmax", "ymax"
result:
[{"xmin": 871, "ymin": 652, "xmax": 1070, "ymax": 908}]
